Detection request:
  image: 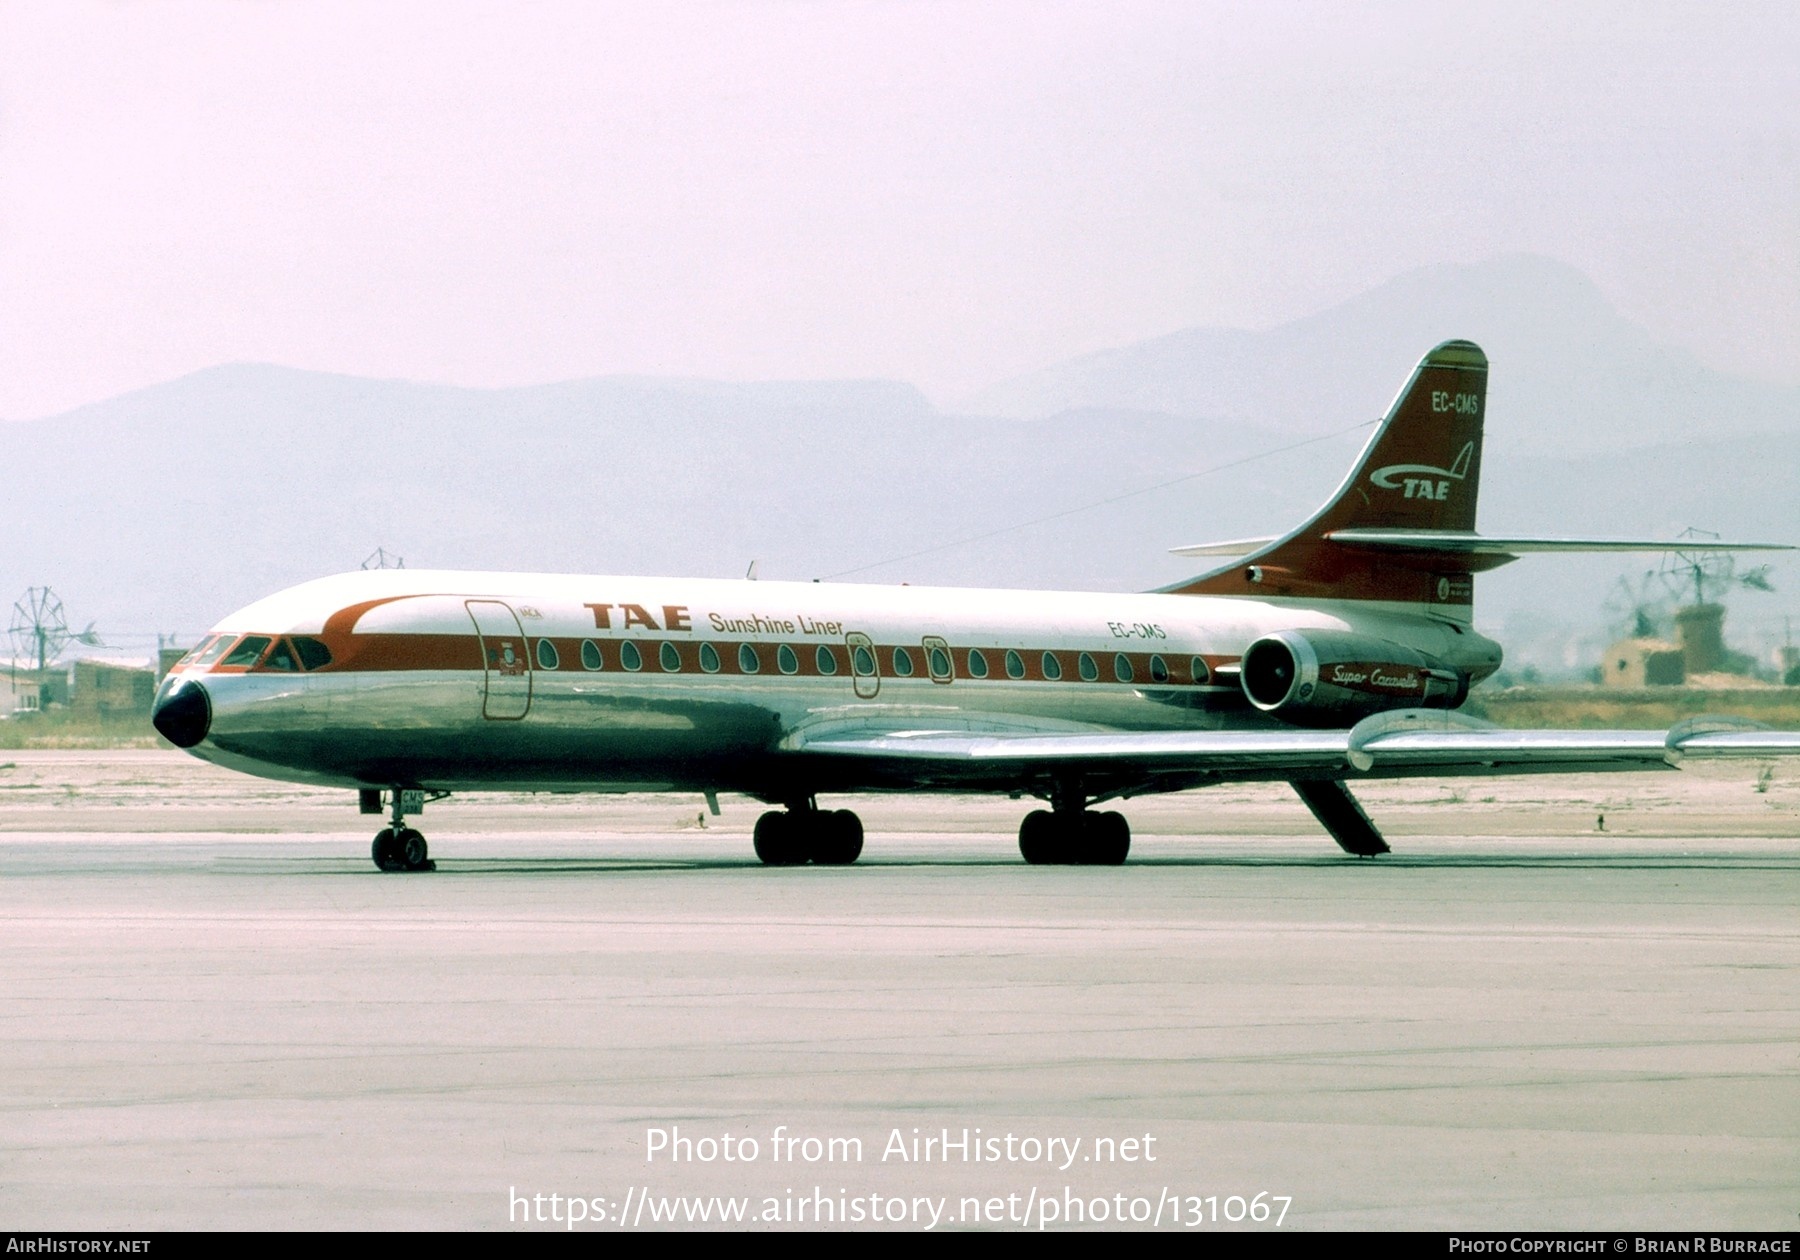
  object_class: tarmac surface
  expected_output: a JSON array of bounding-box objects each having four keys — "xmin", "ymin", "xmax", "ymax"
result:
[{"xmin": 2, "ymin": 749, "xmax": 1797, "ymax": 1231}]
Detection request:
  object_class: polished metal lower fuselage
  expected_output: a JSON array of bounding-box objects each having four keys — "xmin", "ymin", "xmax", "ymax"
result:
[{"xmin": 186, "ymin": 667, "xmax": 1251, "ymax": 795}]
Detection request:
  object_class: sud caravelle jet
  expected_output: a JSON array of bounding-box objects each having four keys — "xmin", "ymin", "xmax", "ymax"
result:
[{"xmin": 151, "ymin": 341, "xmax": 1800, "ymax": 872}]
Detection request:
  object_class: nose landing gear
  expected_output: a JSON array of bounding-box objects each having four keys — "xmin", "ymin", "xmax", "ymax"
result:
[
  {"xmin": 368, "ymin": 789, "xmax": 435, "ymax": 872},
  {"xmin": 373, "ymin": 826, "xmax": 432, "ymax": 872}
]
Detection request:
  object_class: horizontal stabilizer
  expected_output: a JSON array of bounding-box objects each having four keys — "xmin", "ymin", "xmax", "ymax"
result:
[
  {"xmin": 1320, "ymin": 529, "xmax": 1795, "ymax": 557},
  {"xmin": 1172, "ymin": 530, "xmax": 1794, "ymax": 561}
]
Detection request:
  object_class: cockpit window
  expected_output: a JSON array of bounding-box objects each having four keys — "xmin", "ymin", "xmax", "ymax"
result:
[
  {"xmin": 292, "ymin": 636, "xmax": 333, "ymax": 670},
  {"xmin": 264, "ymin": 638, "xmax": 300, "ymax": 671},
  {"xmin": 220, "ymin": 636, "xmax": 272, "ymax": 668},
  {"xmin": 191, "ymin": 637, "xmax": 234, "ymax": 668},
  {"xmin": 176, "ymin": 636, "xmax": 216, "ymax": 667}
]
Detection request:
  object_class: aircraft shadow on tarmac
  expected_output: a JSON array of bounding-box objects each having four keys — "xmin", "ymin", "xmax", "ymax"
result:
[{"xmin": 242, "ymin": 851, "xmax": 1800, "ymax": 876}]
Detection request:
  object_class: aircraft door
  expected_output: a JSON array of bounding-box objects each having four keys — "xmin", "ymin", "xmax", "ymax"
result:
[
  {"xmin": 846, "ymin": 631, "xmax": 879, "ymax": 699},
  {"xmin": 466, "ymin": 600, "xmax": 533, "ymax": 720}
]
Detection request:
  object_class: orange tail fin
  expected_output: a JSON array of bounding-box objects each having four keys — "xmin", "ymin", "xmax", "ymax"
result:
[{"xmin": 1168, "ymin": 340, "xmax": 1489, "ymax": 616}]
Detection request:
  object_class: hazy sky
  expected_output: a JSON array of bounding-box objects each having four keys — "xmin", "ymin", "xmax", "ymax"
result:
[{"xmin": 3, "ymin": 0, "xmax": 1795, "ymax": 421}]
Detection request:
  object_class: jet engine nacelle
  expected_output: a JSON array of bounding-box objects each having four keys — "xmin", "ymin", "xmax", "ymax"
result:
[{"xmin": 1239, "ymin": 629, "xmax": 1468, "ymax": 725}]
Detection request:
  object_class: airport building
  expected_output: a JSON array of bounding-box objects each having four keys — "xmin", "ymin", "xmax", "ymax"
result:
[
  {"xmin": 1601, "ymin": 637, "xmax": 1686, "ymax": 688},
  {"xmin": 4, "ymin": 658, "xmax": 155, "ymax": 717}
]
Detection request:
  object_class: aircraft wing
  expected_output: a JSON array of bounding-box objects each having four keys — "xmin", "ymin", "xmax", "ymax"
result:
[{"xmin": 783, "ymin": 710, "xmax": 1800, "ymax": 792}]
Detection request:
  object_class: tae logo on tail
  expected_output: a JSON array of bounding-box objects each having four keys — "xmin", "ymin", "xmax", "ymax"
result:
[{"xmin": 1369, "ymin": 441, "xmax": 1474, "ymax": 501}]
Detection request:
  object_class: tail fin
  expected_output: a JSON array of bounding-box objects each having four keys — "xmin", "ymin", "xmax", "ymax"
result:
[{"xmin": 1167, "ymin": 340, "xmax": 1490, "ymax": 617}]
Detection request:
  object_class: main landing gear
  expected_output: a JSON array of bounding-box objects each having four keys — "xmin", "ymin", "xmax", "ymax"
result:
[
  {"xmin": 1018, "ymin": 777, "xmax": 1131, "ymax": 865},
  {"xmin": 1018, "ymin": 808, "xmax": 1130, "ymax": 865},
  {"xmin": 366, "ymin": 788, "xmax": 435, "ymax": 872},
  {"xmin": 753, "ymin": 802, "xmax": 864, "ymax": 866}
]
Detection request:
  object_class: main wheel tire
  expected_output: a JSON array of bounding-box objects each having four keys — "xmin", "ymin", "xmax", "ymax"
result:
[
  {"xmin": 812, "ymin": 809, "xmax": 864, "ymax": 865},
  {"xmin": 372, "ymin": 827, "xmax": 405, "ymax": 872},
  {"xmin": 754, "ymin": 811, "xmax": 806, "ymax": 866},
  {"xmin": 1083, "ymin": 811, "xmax": 1131, "ymax": 865},
  {"xmin": 1019, "ymin": 809, "xmax": 1062, "ymax": 864}
]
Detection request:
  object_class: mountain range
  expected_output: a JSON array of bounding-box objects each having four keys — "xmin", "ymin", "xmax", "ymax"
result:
[{"xmin": 6, "ymin": 254, "xmax": 1795, "ymax": 677}]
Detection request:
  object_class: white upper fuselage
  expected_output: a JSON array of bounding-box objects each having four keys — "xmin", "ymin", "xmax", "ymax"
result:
[{"xmin": 212, "ymin": 568, "xmax": 1483, "ymax": 653}]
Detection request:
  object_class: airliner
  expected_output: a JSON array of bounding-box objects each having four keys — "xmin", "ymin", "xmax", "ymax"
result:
[{"xmin": 151, "ymin": 341, "xmax": 1800, "ymax": 871}]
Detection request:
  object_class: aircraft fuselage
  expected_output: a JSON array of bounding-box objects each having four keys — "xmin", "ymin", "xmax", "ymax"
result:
[{"xmin": 156, "ymin": 569, "xmax": 1503, "ymax": 799}]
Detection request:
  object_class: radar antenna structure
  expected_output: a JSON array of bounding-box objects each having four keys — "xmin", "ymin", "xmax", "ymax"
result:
[
  {"xmin": 9, "ymin": 587, "xmax": 100, "ymax": 672},
  {"xmin": 1658, "ymin": 528, "xmax": 1775, "ymax": 607},
  {"xmin": 1602, "ymin": 572, "xmax": 1669, "ymax": 641}
]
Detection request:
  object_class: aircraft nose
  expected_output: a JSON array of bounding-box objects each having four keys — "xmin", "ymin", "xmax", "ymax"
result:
[{"xmin": 152, "ymin": 678, "xmax": 212, "ymax": 748}]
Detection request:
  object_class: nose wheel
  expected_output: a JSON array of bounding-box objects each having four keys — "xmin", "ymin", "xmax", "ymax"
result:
[
  {"xmin": 373, "ymin": 826, "xmax": 433, "ymax": 872},
  {"xmin": 368, "ymin": 789, "xmax": 435, "ymax": 871}
]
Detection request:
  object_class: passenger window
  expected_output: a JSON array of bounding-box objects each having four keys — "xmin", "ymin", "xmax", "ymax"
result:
[
  {"xmin": 1150, "ymin": 654, "xmax": 1170, "ymax": 683},
  {"xmin": 891, "ymin": 647, "xmax": 914, "ymax": 677},
  {"xmin": 815, "ymin": 645, "xmax": 838, "ymax": 675},
  {"xmin": 1005, "ymin": 650, "xmax": 1025, "ymax": 679},
  {"xmin": 1191, "ymin": 656, "xmax": 1211, "ymax": 685},
  {"xmin": 853, "ymin": 645, "xmax": 875, "ymax": 675},
  {"xmin": 1078, "ymin": 652, "xmax": 1098, "ymax": 681},
  {"xmin": 928, "ymin": 646, "xmax": 951, "ymax": 679},
  {"xmin": 221, "ymin": 636, "xmax": 271, "ymax": 668},
  {"xmin": 621, "ymin": 642, "xmax": 643, "ymax": 671},
  {"xmin": 536, "ymin": 639, "xmax": 560, "ymax": 670},
  {"xmin": 1040, "ymin": 652, "xmax": 1063, "ymax": 681},
  {"xmin": 581, "ymin": 640, "xmax": 604, "ymax": 671},
  {"xmin": 739, "ymin": 643, "xmax": 761, "ymax": 673},
  {"xmin": 292, "ymin": 636, "xmax": 333, "ymax": 670},
  {"xmin": 700, "ymin": 643, "xmax": 721, "ymax": 673},
  {"xmin": 1113, "ymin": 653, "xmax": 1134, "ymax": 683},
  {"xmin": 264, "ymin": 638, "xmax": 300, "ymax": 672},
  {"xmin": 967, "ymin": 649, "xmax": 989, "ymax": 678},
  {"xmin": 777, "ymin": 645, "xmax": 799, "ymax": 675},
  {"xmin": 660, "ymin": 642, "xmax": 681, "ymax": 672}
]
